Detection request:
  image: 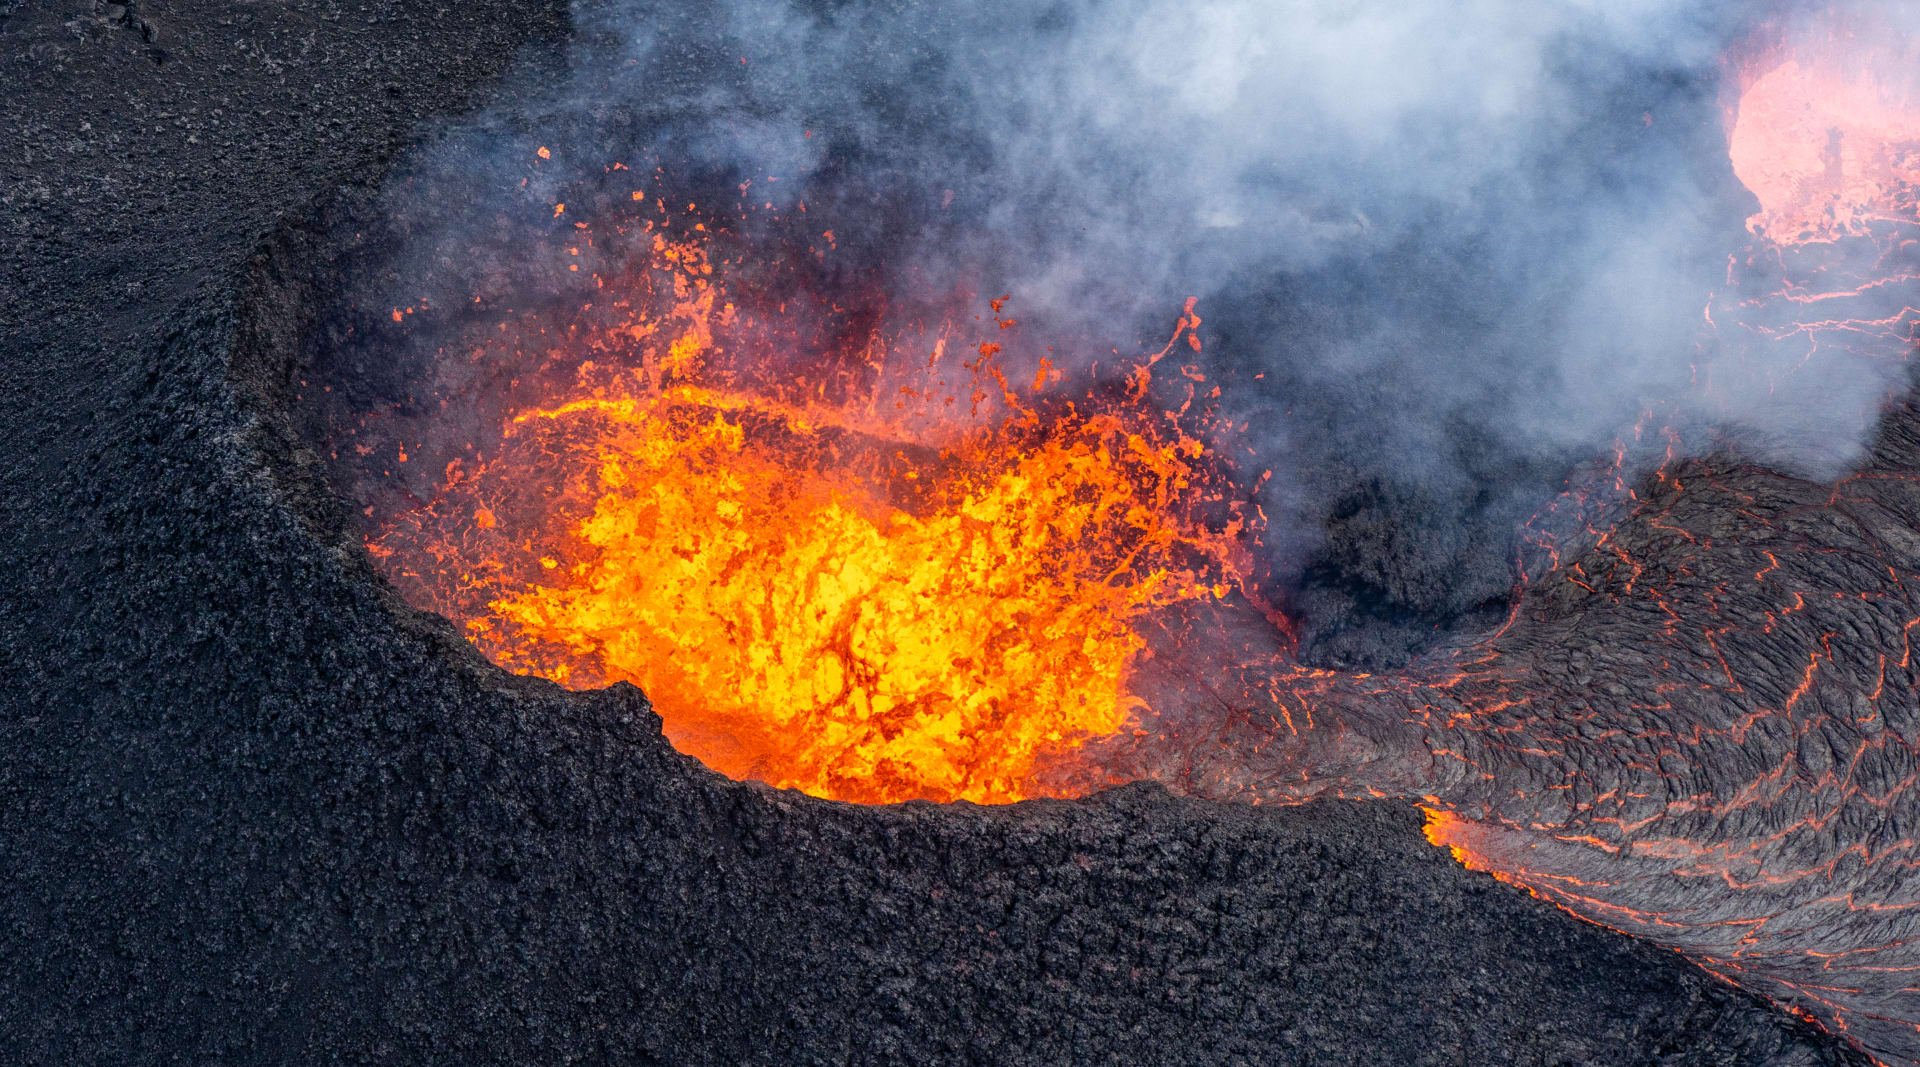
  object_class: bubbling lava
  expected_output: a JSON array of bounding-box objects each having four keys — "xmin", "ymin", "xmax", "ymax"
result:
[
  {"xmin": 369, "ymin": 208, "xmax": 1269, "ymax": 805},
  {"xmin": 1728, "ymin": 11, "xmax": 1920, "ymax": 244}
]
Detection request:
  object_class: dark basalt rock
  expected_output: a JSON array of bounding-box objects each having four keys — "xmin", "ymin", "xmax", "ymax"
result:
[{"xmin": 0, "ymin": 1, "xmax": 1869, "ymax": 1064}]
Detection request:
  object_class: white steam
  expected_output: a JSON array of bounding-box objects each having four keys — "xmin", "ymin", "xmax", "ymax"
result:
[{"xmin": 418, "ymin": 0, "xmax": 1914, "ymax": 605}]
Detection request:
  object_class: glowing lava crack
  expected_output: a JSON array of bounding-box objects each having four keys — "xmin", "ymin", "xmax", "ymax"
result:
[{"xmin": 1096, "ymin": 418, "xmax": 1920, "ymax": 1060}]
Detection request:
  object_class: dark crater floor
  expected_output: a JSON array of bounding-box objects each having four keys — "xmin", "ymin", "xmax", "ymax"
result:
[{"xmin": 0, "ymin": 1, "xmax": 1872, "ymax": 1064}]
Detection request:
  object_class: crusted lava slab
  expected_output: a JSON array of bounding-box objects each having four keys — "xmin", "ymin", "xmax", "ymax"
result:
[{"xmin": 0, "ymin": 2, "xmax": 1870, "ymax": 1065}]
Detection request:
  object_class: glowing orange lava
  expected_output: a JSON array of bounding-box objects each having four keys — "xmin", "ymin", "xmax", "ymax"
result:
[
  {"xmin": 370, "ymin": 212, "xmax": 1262, "ymax": 805},
  {"xmin": 1729, "ymin": 12, "xmax": 1920, "ymax": 243}
]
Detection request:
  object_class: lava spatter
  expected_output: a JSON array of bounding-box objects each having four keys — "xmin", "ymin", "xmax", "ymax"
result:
[
  {"xmin": 368, "ymin": 201, "xmax": 1262, "ymax": 806},
  {"xmin": 1698, "ymin": 9, "xmax": 1920, "ymax": 485},
  {"xmin": 1728, "ymin": 10, "xmax": 1920, "ymax": 246}
]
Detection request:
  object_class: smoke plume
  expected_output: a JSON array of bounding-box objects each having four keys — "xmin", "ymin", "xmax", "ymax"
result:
[{"xmin": 357, "ymin": 0, "xmax": 1914, "ymax": 660}]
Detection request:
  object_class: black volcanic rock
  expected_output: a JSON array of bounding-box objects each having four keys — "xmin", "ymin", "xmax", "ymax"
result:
[{"xmin": 0, "ymin": 2, "xmax": 1867, "ymax": 1065}]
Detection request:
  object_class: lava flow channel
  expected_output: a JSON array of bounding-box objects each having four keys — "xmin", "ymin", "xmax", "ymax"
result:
[{"xmin": 1079, "ymin": 13, "xmax": 1920, "ymax": 1064}]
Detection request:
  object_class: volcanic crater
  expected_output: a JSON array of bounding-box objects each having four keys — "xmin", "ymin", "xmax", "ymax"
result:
[
  {"xmin": 8, "ymin": 0, "xmax": 1920, "ymax": 1064},
  {"xmin": 225, "ymin": 171, "xmax": 1882, "ymax": 1065}
]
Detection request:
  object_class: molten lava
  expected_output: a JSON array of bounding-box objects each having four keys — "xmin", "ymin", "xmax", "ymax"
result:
[
  {"xmin": 369, "ymin": 208, "xmax": 1260, "ymax": 805},
  {"xmin": 464, "ymin": 390, "xmax": 1243, "ymax": 805},
  {"xmin": 1729, "ymin": 13, "xmax": 1920, "ymax": 244}
]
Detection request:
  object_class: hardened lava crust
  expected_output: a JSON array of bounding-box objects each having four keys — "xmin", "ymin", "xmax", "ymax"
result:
[{"xmin": 0, "ymin": 2, "xmax": 1870, "ymax": 1065}]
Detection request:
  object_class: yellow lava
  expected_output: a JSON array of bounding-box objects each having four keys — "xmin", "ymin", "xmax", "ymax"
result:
[
  {"xmin": 462, "ymin": 387, "xmax": 1233, "ymax": 804},
  {"xmin": 369, "ymin": 203, "xmax": 1254, "ymax": 804}
]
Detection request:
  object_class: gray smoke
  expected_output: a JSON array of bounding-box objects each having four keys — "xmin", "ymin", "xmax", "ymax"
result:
[
  {"xmin": 557, "ymin": 0, "xmax": 1902, "ymax": 451},
  {"xmin": 365, "ymin": 0, "xmax": 1916, "ymax": 656}
]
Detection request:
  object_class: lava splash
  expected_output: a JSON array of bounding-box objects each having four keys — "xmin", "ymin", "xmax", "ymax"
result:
[
  {"xmin": 368, "ymin": 204, "xmax": 1264, "ymax": 805},
  {"xmin": 1728, "ymin": 7, "xmax": 1920, "ymax": 245}
]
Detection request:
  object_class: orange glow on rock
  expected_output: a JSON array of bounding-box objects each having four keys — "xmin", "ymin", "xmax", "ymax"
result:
[{"xmin": 1419, "ymin": 807, "xmax": 1483, "ymax": 871}]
